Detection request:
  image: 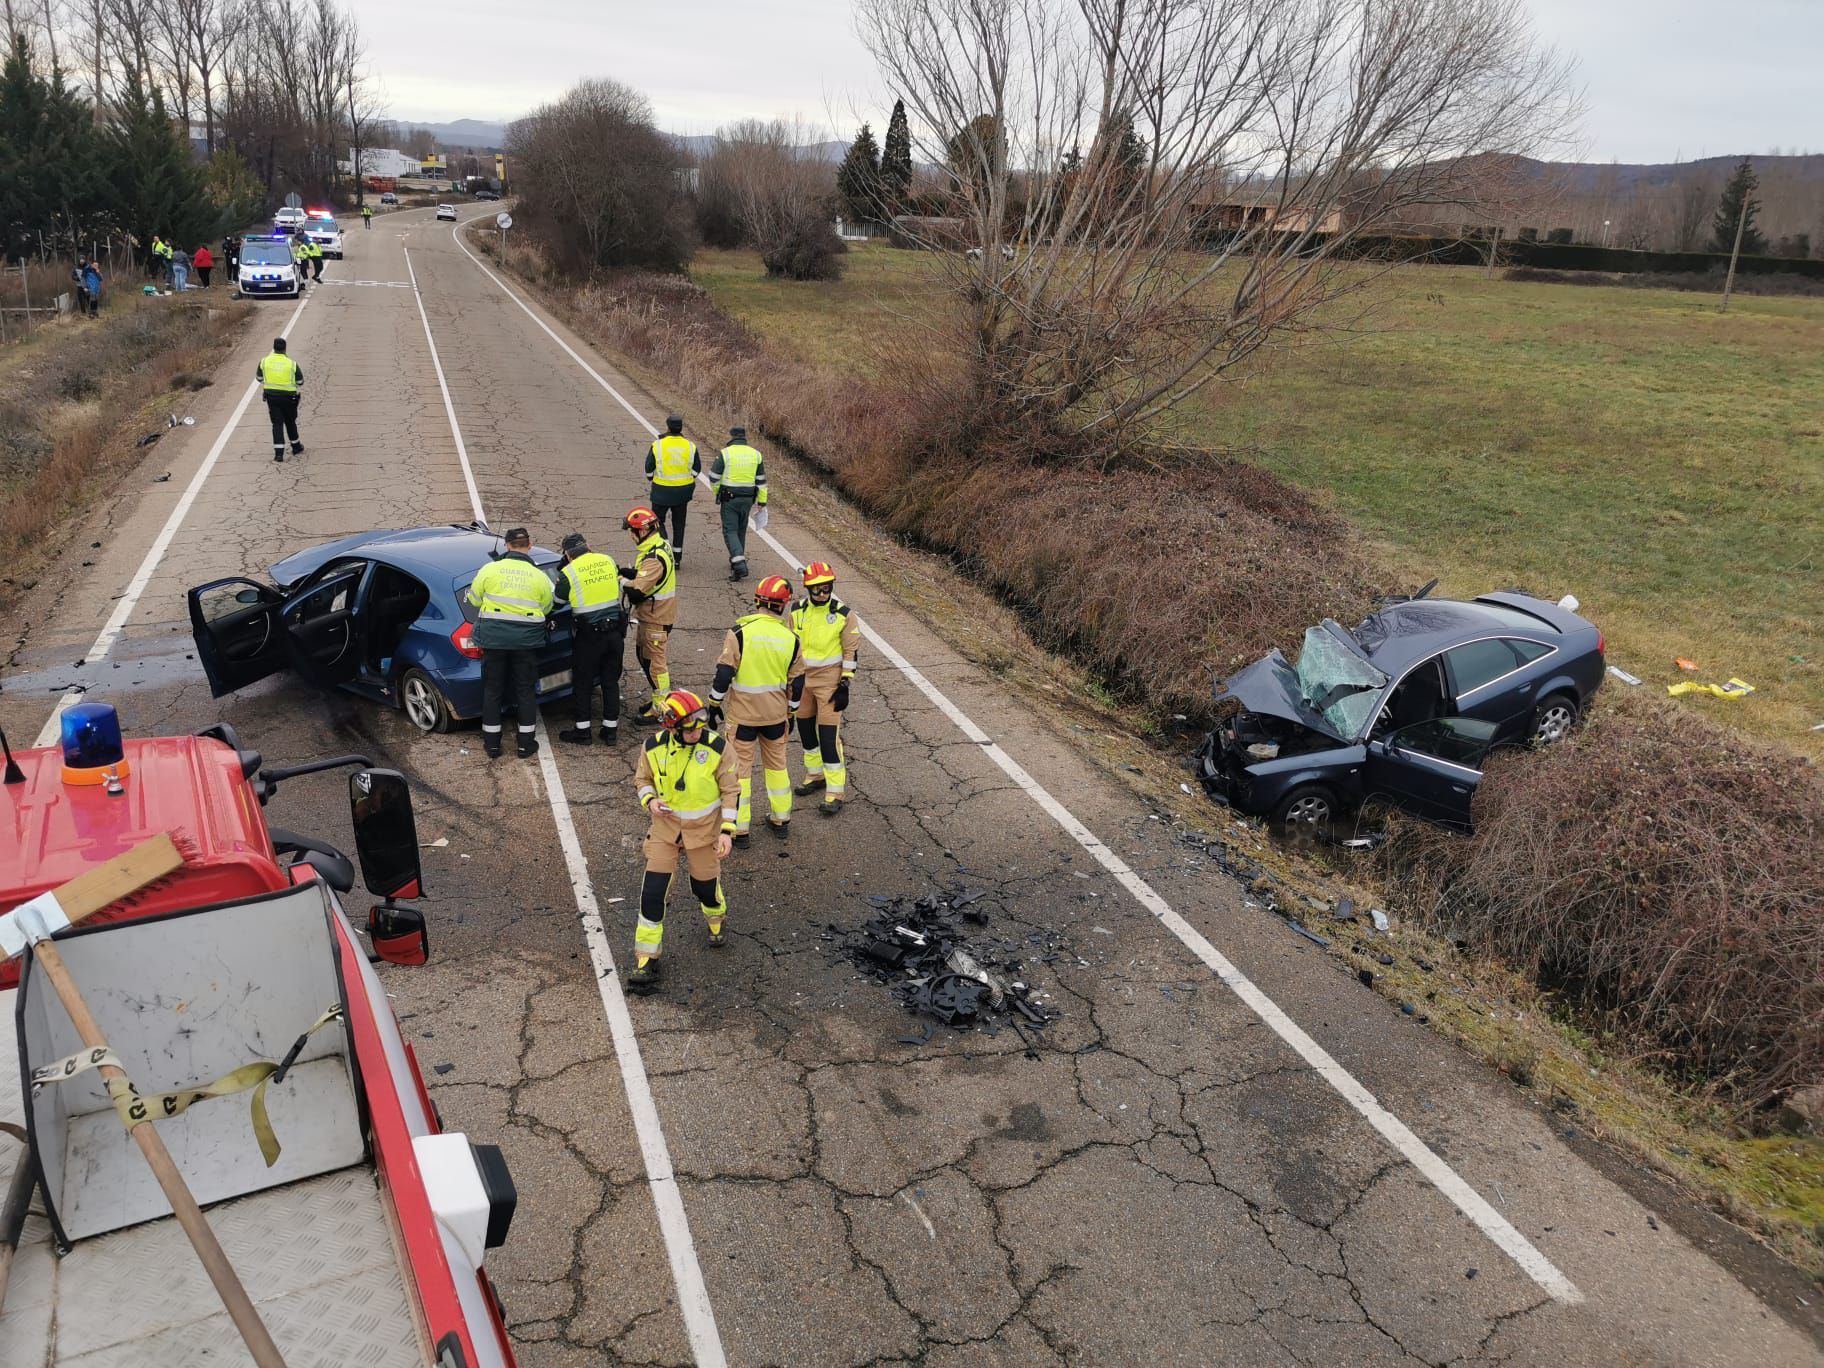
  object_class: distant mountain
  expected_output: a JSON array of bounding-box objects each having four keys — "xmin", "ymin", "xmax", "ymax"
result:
[
  {"xmin": 1540, "ymin": 152, "xmax": 1824, "ymax": 194},
  {"xmin": 396, "ymin": 118, "xmax": 511, "ymax": 150},
  {"xmin": 670, "ymin": 133, "xmax": 849, "ymax": 164}
]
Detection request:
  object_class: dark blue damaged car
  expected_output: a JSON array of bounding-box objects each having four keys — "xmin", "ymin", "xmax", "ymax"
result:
[{"xmin": 1195, "ymin": 587, "xmax": 1605, "ymax": 831}]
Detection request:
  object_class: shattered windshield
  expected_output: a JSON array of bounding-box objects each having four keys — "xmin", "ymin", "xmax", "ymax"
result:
[{"xmin": 1294, "ymin": 624, "xmax": 1388, "ymax": 737}]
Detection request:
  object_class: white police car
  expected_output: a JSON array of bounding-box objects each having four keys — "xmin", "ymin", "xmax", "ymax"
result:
[
  {"xmin": 273, "ymin": 206, "xmax": 306, "ymax": 232},
  {"xmin": 303, "ymin": 209, "xmax": 344, "ymax": 259},
  {"xmin": 235, "ymin": 235, "xmax": 301, "ymax": 298}
]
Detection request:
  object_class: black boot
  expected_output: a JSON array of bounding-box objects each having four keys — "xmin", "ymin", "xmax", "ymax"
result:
[
  {"xmin": 557, "ymin": 726, "xmax": 593, "ymax": 745},
  {"xmin": 601, "ymin": 723, "xmax": 620, "ymax": 747},
  {"xmin": 517, "ymin": 732, "xmax": 539, "ymax": 759},
  {"xmin": 273, "ymin": 447, "xmax": 285, "ymax": 462},
  {"xmin": 483, "ymin": 733, "xmax": 502, "ymax": 758},
  {"xmin": 290, "ymin": 441, "xmax": 304, "ymax": 455}
]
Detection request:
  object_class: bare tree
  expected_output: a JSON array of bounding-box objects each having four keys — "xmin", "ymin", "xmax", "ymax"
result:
[
  {"xmin": 1669, "ymin": 171, "xmax": 1714, "ymax": 252},
  {"xmin": 705, "ymin": 117, "xmax": 845, "ymax": 278},
  {"xmin": 856, "ymin": 0, "xmax": 1582, "ymax": 453}
]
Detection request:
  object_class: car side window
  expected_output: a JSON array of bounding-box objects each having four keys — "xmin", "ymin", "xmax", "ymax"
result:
[
  {"xmin": 1509, "ymin": 638, "xmax": 1553, "ymax": 664},
  {"xmin": 1388, "ymin": 717, "xmax": 1498, "ymax": 768},
  {"xmin": 1444, "ymin": 638, "xmax": 1521, "ymax": 695}
]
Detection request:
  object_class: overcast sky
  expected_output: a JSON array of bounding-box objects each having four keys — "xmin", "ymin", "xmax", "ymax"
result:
[{"xmin": 373, "ymin": 0, "xmax": 1822, "ymax": 164}]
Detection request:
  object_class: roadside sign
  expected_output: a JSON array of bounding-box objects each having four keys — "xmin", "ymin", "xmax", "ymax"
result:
[
  {"xmin": 284, "ymin": 192, "xmax": 302, "ymax": 209},
  {"xmin": 495, "ymin": 213, "xmax": 512, "ymax": 230}
]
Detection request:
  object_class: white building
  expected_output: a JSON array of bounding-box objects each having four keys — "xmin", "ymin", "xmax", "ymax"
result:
[{"xmin": 341, "ymin": 148, "xmax": 423, "ymax": 179}]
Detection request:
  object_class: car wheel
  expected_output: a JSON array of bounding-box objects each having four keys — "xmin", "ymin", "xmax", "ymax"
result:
[
  {"xmin": 1273, "ymin": 785, "xmax": 1336, "ymax": 830},
  {"xmin": 1531, "ymin": 693, "xmax": 1579, "ymax": 747},
  {"xmin": 400, "ymin": 667, "xmax": 452, "ymax": 733}
]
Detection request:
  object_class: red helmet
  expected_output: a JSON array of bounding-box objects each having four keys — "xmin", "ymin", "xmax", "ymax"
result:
[
  {"xmin": 624, "ymin": 506, "xmax": 659, "ymax": 534},
  {"xmin": 801, "ymin": 560, "xmax": 836, "ymax": 588},
  {"xmin": 659, "ymin": 689, "xmax": 709, "ymax": 731},
  {"xmin": 755, "ymin": 575, "xmax": 792, "ymax": 607}
]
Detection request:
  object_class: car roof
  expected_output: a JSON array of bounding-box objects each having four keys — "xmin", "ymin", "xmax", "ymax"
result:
[
  {"xmin": 270, "ymin": 525, "xmax": 559, "ymax": 589},
  {"xmin": 1346, "ymin": 594, "xmax": 1577, "ymax": 670}
]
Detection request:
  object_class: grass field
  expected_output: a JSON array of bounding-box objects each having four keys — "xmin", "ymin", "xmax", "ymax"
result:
[{"xmin": 690, "ymin": 245, "xmax": 1824, "ymax": 753}]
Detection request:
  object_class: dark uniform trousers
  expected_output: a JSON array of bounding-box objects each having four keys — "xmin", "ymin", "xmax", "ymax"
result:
[
  {"xmin": 481, "ymin": 649, "xmax": 540, "ymax": 730},
  {"xmin": 571, "ymin": 611, "xmax": 627, "ymax": 725},
  {"xmin": 266, "ymin": 392, "xmax": 301, "ymax": 448}
]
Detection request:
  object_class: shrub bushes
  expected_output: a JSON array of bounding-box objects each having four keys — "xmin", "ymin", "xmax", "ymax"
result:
[{"xmin": 1382, "ymin": 692, "xmax": 1823, "ymax": 1110}]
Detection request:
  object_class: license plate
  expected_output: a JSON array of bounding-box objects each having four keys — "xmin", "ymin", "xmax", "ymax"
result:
[{"xmin": 540, "ymin": 670, "xmax": 572, "ymax": 690}]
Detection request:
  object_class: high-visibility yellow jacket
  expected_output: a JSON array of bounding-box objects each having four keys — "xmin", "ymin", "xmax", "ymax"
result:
[
  {"xmin": 646, "ymin": 435, "xmax": 700, "ymax": 491},
  {"xmin": 790, "ymin": 596, "xmax": 860, "ymax": 683},
  {"xmin": 559, "ymin": 552, "xmax": 622, "ymax": 620},
  {"xmin": 636, "ymin": 728, "xmax": 740, "ymax": 836},
  {"xmin": 711, "ymin": 611, "xmax": 801, "ymax": 726},
  {"xmin": 711, "ymin": 443, "xmax": 768, "ymax": 506},
  {"xmin": 258, "ymin": 352, "xmax": 300, "ymax": 393},
  {"xmin": 466, "ymin": 552, "xmax": 553, "ymax": 649},
  {"xmin": 625, "ymin": 533, "xmax": 677, "ymax": 626}
]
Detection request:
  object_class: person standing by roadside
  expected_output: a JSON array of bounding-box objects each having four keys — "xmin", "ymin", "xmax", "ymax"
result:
[
  {"xmin": 621, "ymin": 507, "xmax": 678, "ymax": 723},
  {"xmin": 709, "ymin": 425, "xmax": 768, "ymax": 581},
  {"xmin": 71, "ymin": 259, "xmax": 92, "ymax": 315},
  {"xmin": 644, "ymin": 415, "xmax": 699, "ymax": 567},
  {"xmin": 707, "ymin": 574, "xmax": 802, "ymax": 841},
  {"xmin": 626, "ymin": 689, "xmax": 740, "ymax": 990},
  {"xmin": 150, "ymin": 235, "xmax": 172, "ymax": 282},
  {"xmin": 306, "ymin": 236, "xmax": 324, "ymax": 282},
  {"xmin": 554, "ymin": 531, "xmax": 627, "ymax": 747},
  {"xmin": 171, "ymin": 245, "xmax": 190, "ymax": 291},
  {"xmin": 362, "ymin": 204, "xmax": 373, "ymax": 230},
  {"xmin": 464, "ymin": 527, "xmax": 555, "ymax": 760},
  {"xmin": 789, "ymin": 561, "xmax": 860, "ymax": 816},
  {"xmin": 192, "ymin": 243, "xmax": 213, "ymax": 287},
  {"xmin": 80, "ymin": 258, "xmax": 101, "ymax": 317},
  {"xmin": 222, "ymin": 233, "xmax": 241, "ymax": 282},
  {"xmin": 257, "ymin": 337, "xmax": 304, "ymax": 462}
]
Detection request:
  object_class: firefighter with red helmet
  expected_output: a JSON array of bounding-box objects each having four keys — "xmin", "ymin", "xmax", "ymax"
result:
[
  {"xmin": 621, "ymin": 506, "xmax": 678, "ymax": 722},
  {"xmin": 628, "ymin": 690, "xmax": 741, "ymax": 989},
  {"xmin": 709, "ymin": 574, "xmax": 803, "ymax": 840},
  {"xmin": 789, "ymin": 561, "xmax": 860, "ymax": 815}
]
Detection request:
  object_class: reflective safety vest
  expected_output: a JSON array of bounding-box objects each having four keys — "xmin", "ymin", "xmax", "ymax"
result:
[
  {"xmin": 259, "ymin": 352, "xmax": 300, "ymax": 393},
  {"xmin": 730, "ymin": 613, "xmax": 797, "ymax": 693},
  {"xmin": 640, "ymin": 731, "xmax": 729, "ymax": 822},
  {"xmin": 561, "ymin": 551, "xmax": 622, "ymax": 620},
  {"xmin": 718, "ymin": 443, "xmax": 763, "ymax": 491},
  {"xmin": 635, "ymin": 533, "xmax": 677, "ymax": 602},
  {"xmin": 650, "ymin": 435, "xmax": 698, "ymax": 488},
  {"xmin": 153, "ymin": 237, "xmax": 171, "ymax": 260},
  {"xmin": 303, "ymin": 240, "xmax": 322, "ymax": 259},
  {"xmin": 467, "ymin": 554, "xmax": 554, "ymax": 624},
  {"xmin": 791, "ymin": 597, "xmax": 854, "ymax": 672}
]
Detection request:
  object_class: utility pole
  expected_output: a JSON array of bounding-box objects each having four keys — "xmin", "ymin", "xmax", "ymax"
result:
[{"xmin": 1720, "ymin": 192, "xmax": 1748, "ymax": 313}]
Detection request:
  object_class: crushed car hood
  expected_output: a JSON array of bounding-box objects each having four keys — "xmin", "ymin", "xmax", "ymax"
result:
[{"xmin": 1213, "ymin": 651, "xmax": 1346, "ymax": 742}]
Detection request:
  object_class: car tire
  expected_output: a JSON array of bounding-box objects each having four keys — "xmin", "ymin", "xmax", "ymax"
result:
[
  {"xmin": 400, "ymin": 667, "xmax": 453, "ymax": 734},
  {"xmin": 1530, "ymin": 692, "xmax": 1580, "ymax": 747},
  {"xmin": 1273, "ymin": 784, "xmax": 1337, "ymax": 830}
]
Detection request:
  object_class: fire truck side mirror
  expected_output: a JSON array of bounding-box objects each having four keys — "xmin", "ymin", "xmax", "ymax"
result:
[
  {"xmin": 349, "ymin": 768, "xmax": 425, "ymax": 900},
  {"xmin": 369, "ymin": 902, "xmax": 430, "ymax": 966}
]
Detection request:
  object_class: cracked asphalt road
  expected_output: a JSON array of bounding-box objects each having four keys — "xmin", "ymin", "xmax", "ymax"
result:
[{"xmin": 3, "ymin": 205, "xmax": 1817, "ymax": 1368}]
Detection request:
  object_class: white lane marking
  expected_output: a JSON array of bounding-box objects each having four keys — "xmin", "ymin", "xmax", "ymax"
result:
[
  {"xmin": 409, "ymin": 275, "xmax": 728, "ymax": 1367},
  {"xmin": 34, "ymin": 290, "xmax": 313, "ymax": 748},
  {"xmin": 451, "ymin": 233, "xmax": 1586, "ymax": 1306},
  {"xmin": 403, "ymin": 247, "xmax": 486, "ymax": 525}
]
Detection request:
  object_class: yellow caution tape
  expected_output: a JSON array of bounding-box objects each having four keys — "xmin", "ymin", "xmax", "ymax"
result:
[{"xmin": 30, "ymin": 1005, "xmax": 344, "ymax": 1168}]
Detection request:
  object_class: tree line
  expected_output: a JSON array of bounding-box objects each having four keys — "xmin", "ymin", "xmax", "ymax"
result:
[{"xmin": 0, "ymin": 0, "xmax": 380, "ymax": 263}]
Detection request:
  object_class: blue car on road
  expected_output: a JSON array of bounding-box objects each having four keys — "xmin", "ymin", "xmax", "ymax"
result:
[{"xmin": 188, "ymin": 524, "xmax": 576, "ymax": 731}]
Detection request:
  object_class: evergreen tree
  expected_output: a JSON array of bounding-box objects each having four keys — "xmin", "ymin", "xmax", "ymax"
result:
[
  {"xmin": 105, "ymin": 68, "xmax": 224, "ymax": 262},
  {"xmin": 880, "ymin": 98, "xmax": 912, "ymax": 214},
  {"xmin": 836, "ymin": 122, "xmax": 883, "ymax": 222},
  {"xmin": 0, "ymin": 35, "xmax": 105, "ymax": 259},
  {"xmin": 1709, "ymin": 158, "xmax": 1765, "ymax": 256}
]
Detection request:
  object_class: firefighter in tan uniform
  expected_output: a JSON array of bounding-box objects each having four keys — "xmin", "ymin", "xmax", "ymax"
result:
[
  {"xmin": 621, "ymin": 506, "xmax": 678, "ymax": 723},
  {"xmin": 628, "ymin": 690, "xmax": 741, "ymax": 989},
  {"xmin": 788, "ymin": 561, "xmax": 860, "ymax": 816},
  {"xmin": 707, "ymin": 575, "xmax": 802, "ymax": 841}
]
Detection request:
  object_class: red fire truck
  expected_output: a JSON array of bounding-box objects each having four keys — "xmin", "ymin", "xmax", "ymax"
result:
[{"xmin": 1, "ymin": 704, "xmax": 519, "ymax": 1366}]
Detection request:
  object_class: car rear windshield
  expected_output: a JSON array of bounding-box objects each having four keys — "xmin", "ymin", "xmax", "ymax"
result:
[
  {"xmin": 1295, "ymin": 624, "xmax": 1388, "ymax": 737},
  {"xmin": 242, "ymin": 241, "xmax": 292, "ymax": 265}
]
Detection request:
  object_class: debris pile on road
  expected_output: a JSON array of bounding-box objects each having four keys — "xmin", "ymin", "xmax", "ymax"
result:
[{"xmin": 843, "ymin": 891, "xmax": 1063, "ymax": 1045}]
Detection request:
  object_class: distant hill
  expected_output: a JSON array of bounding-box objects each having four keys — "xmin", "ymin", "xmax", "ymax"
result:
[
  {"xmin": 397, "ymin": 118, "xmax": 510, "ymax": 150},
  {"xmin": 670, "ymin": 133, "xmax": 849, "ymax": 163},
  {"xmin": 1540, "ymin": 152, "xmax": 1824, "ymax": 194}
]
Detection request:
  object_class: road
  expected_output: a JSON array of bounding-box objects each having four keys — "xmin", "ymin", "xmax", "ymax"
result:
[{"xmin": 2, "ymin": 204, "xmax": 1815, "ymax": 1368}]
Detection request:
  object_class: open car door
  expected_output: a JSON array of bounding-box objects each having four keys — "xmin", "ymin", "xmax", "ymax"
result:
[
  {"xmin": 281, "ymin": 567, "xmax": 365, "ymax": 689},
  {"xmin": 188, "ymin": 577, "xmax": 287, "ymax": 697},
  {"xmin": 1363, "ymin": 717, "xmax": 1498, "ymax": 830}
]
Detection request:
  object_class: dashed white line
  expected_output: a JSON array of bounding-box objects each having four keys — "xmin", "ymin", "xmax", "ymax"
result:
[
  {"xmin": 404, "ymin": 247, "xmax": 486, "ymax": 525},
  {"xmin": 407, "ymin": 253, "xmax": 729, "ymax": 1366},
  {"xmin": 451, "ymin": 226, "xmax": 1585, "ymax": 1306},
  {"xmin": 34, "ymin": 289, "xmax": 313, "ymax": 748}
]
